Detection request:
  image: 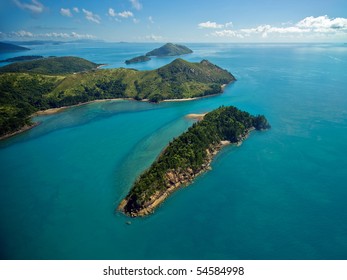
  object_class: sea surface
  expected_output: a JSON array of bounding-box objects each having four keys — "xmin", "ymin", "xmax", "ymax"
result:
[{"xmin": 1, "ymin": 42, "xmax": 347, "ymax": 260}]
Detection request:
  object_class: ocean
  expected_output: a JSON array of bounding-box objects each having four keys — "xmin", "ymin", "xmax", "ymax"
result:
[{"xmin": 0, "ymin": 43, "xmax": 347, "ymax": 259}]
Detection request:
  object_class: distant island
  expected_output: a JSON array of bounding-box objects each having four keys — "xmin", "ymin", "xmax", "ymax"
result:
[
  {"xmin": 0, "ymin": 56, "xmax": 100, "ymax": 75},
  {"xmin": 118, "ymin": 106, "xmax": 270, "ymax": 217},
  {"xmin": 0, "ymin": 56, "xmax": 234, "ymax": 138},
  {"xmin": 0, "ymin": 55, "xmax": 43, "ymax": 63},
  {"xmin": 124, "ymin": 43, "xmax": 193, "ymax": 64},
  {"xmin": 146, "ymin": 43, "xmax": 193, "ymax": 57},
  {"xmin": 125, "ymin": 55, "xmax": 151, "ymax": 65},
  {"xmin": 0, "ymin": 42, "xmax": 30, "ymax": 52}
]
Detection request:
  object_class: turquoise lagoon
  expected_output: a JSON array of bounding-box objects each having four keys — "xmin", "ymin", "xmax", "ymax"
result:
[{"xmin": 0, "ymin": 43, "xmax": 347, "ymax": 259}]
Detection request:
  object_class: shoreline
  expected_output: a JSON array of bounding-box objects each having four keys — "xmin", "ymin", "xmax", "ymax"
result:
[
  {"xmin": 1, "ymin": 82, "xmax": 230, "ymax": 140},
  {"xmin": 0, "ymin": 122, "xmax": 40, "ymax": 141},
  {"xmin": 118, "ymin": 129, "xmax": 258, "ymax": 217}
]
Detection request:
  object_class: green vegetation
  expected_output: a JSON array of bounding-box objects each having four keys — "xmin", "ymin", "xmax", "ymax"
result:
[
  {"xmin": 0, "ymin": 42, "xmax": 30, "ymax": 52},
  {"xmin": 0, "ymin": 58, "xmax": 234, "ymax": 137},
  {"xmin": 0, "ymin": 55, "xmax": 43, "ymax": 63},
  {"xmin": 146, "ymin": 43, "xmax": 193, "ymax": 57},
  {"xmin": 119, "ymin": 106, "xmax": 270, "ymax": 216},
  {"xmin": 0, "ymin": 56, "xmax": 100, "ymax": 75},
  {"xmin": 125, "ymin": 55, "xmax": 151, "ymax": 64}
]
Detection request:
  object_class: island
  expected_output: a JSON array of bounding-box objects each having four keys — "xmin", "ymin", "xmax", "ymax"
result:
[
  {"xmin": 125, "ymin": 55, "xmax": 151, "ymax": 65},
  {"xmin": 0, "ymin": 56, "xmax": 234, "ymax": 138},
  {"xmin": 146, "ymin": 43, "xmax": 193, "ymax": 57},
  {"xmin": 0, "ymin": 56, "xmax": 101, "ymax": 75},
  {"xmin": 0, "ymin": 42, "xmax": 30, "ymax": 52},
  {"xmin": 124, "ymin": 43, "xmax": 193, "ymax": 64},
  {"xmin": 0, "ymin": 55, "xmax": 43, "ymax": 63},
  {"xmin": 118, "ymin": 106, "xmax": 270, "ymax": 217}
]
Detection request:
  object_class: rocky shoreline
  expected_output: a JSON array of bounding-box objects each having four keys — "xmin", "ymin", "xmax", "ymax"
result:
[{"xmin": 118, "ymin": 127, "xmax": 255, "ymax": 217}]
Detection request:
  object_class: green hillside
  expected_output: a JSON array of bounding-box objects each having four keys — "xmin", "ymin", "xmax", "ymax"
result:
[{"xmin": 0, "ymin": 58, "xmax": 235, "ymax": 137}]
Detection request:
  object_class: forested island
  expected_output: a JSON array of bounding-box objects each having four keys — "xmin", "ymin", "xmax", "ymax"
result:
[
  {"xmin": 125, "ymin": 55, "xmax": 151, "ymax": 64},
  {"xmin": 125, "ymin": 43, "xmax": 193, "ymax": 64},
  {"xmin": 118, "ymin": 106, "xmax": 270, "ymax": 217},
  {"xmin": 0, "ymin": 56, "xmax": 234, "ymax": 138}
]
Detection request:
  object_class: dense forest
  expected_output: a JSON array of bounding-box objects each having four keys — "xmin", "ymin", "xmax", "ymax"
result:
[
  {"xmin": 119, "ymin": 106, "xmax": 270, "ymax": 216},
  {"xmin": 0, "ymin": 57, "xmax": 234, "ymax": 137}
]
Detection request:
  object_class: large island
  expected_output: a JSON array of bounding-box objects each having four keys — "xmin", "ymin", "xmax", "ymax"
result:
[
  {"xmin": 0, "ymin": 56, "xmax": 234, "ymax": 138},
  {"xmin": 118, "ymin": 106, "xmax": 270, "ymax": 217}
]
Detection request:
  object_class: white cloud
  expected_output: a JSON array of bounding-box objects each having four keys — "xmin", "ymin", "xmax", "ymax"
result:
[
  {"xmin": 129, "ymin": 0, "xmax": 142, "ymax": 10},
  {"xmin": 14, "ymin": 30, "xmax": 34, "ymax": 37},
  {"xmin": 73, "ymin": 7, "xmax": 79, "ymax": 13},
  {"xmin": 108, "ymin": 8, "xmax": 116, "ymax": 17},
  {"xmin": 60, "ymin": 8, "xmax": 72, "ymax": 18},
  {"xmin": 4, "ymin": 30, "xmax": 96, "ymax": 40},
  {"xmin": 118, "ymin": 11, "xmax": 133, "ymax": 18},
  {"xmin": 209, "ymin": 15, "xmax": 347, "ymax": 40},
  {"xmin": 198, "ymin": 21, "xmax": 224, "ymax": 29},
  {"xmin": 145, "ymin": 34, "xmax": 163, "ymax": 41},
  {"xmin": 148, "ymin": 16, "xmax": 154, "ymax": 24},
  {"xmin": 133, "ymin": 18, "xmax": 140, "ymax": 24},
  {"xmin": 82, "ymin": 8, "xmax": 101, "ymax": 24},
  {"xmin": 13, "ymin": 0, "xmax": 44, "ymax": 14}
]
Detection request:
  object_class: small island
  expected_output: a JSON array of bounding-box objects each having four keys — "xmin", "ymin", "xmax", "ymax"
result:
[
  {"xmin": 146, "ymin": 43, "xmax": 193, "ymax": 57},
  {"xmin": 118, "ymin": 106, "xmax": 270, "ymax": 217},
  {"xmin": 125, "ymin": 43, "xmax": 193, "ymax": 64},
  {"xmin": 125, "ymin": 55, "xmax": 151, "ymax": 65},
  {"xmin": 0, "ymin": 57, "xmax": 234, "ymax": 138}
]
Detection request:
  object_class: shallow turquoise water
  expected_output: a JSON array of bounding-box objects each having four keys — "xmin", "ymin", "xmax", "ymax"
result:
[{"xmin": 1, "ymin": 43, "xmax": 347, "ymax": 259}]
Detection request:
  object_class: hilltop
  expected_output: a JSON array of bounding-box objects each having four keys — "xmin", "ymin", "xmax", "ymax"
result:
[{"xmin": 0, "ymin": 57, "xmax": 235, "ymax": 138}]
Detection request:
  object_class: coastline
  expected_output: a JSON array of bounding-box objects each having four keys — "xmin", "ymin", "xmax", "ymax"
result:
[
  {"xmin": 0, "ymin": 123, "xmax": 40, "ymax": 141},
  {"xmin": 118, "ymin": 128, "xmax": 257, "ymax": 217},
  {"xmin": 0, "ymin": 82, "xmax": 230, "ymax": 140}
]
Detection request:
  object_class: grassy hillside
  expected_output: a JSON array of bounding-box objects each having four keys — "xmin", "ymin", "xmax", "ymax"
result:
[
  {"xmin": 0, "ymin": 58, "xmax": 235, "ymax": 137},
  {"xmin": 0, "ymin": 56, "xmax": 100, "ymax": 75}
]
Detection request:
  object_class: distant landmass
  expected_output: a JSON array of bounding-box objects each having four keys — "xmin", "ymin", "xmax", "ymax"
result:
[
  {"xmin": 124, "ymin": 43, "xmax": 193, "ymax": 64},
  {"xmin": 118, "ymin": 106, "xmax": 270, "ymax": 217},
  {"xmin": 0, "ymin": 42, "xmax": 30, "ymax": 53},
  {"xmin": 146, "ymin": 43, "xmax": 193, "ymax": 57},
  {"xmin": 0, "ymin": 56, "xmax": 101, "ymax": 75},
  {"xmin": 0, "ymin": 55, "xmax": 43, "ymax": 63},
  {"xmin": 0, "ymin": 57, "xmax": 234, "ymax": 138},
  {"xmin": 125, "ymin": 55, "xmax": 151, "ymax": 64}
]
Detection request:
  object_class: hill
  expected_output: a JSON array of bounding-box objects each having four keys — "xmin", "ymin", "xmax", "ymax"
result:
[
  {"xmin": 146, "ymin": 43, "xmax": 193, "ymax": 57},
  {"xmin": 118, "ymin": 106, "xmax": 270, "ymax": 216},
  {"xmin": 0, "ymin": 42, "xmax": 30, "ymax": 52},
  {"xmin": 0, "ymin": 58, "xmax": 235, "ymax": 137},
  {"xmin": 0, "ymin": 56, "xmax": 100, "ymax": 75}
]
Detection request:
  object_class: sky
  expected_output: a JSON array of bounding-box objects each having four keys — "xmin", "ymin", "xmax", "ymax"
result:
[{"xmin": 1, "ymin": 0, "xmax": 347, "ymax": 42}]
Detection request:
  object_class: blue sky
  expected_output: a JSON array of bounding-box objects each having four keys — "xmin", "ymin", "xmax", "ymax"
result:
[{"xmin": 1, "ymin": 0, "xmax": 347, "ymax": 42}]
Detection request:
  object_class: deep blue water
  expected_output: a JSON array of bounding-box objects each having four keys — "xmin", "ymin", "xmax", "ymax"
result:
[{"xmin": 1, "ymin": 43, "xmax": 347, "ymax": 259}]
